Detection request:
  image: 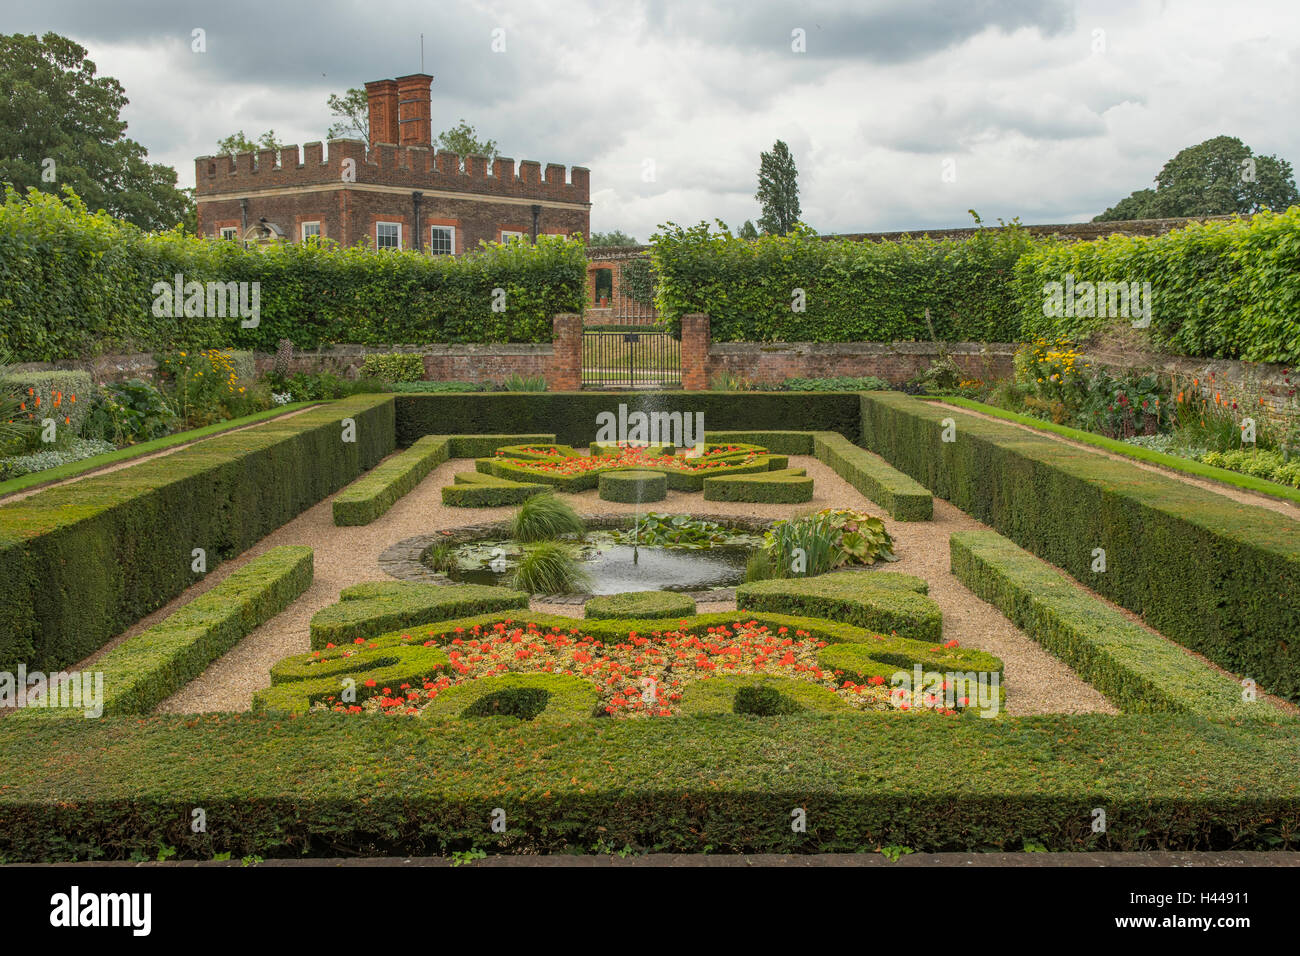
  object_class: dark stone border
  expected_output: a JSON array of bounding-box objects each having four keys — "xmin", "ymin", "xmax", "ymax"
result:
[{"xmin": 378, "ymin": 512, "xmax": 778, "ymax": 602}]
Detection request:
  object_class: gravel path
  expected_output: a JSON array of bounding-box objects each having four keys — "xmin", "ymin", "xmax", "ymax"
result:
[{"xmin": 153, "ymin": 452, "xmax": 1116, "ymax": 716}]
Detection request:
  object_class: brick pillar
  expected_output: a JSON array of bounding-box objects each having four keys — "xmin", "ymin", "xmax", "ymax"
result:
[
  {"xmin": 549, "ymin": 314, "xmax": 583, "ymax": 391},
  {"xmin": 680, "ymin": 313, "xmax": 710, "ymax": 391}
]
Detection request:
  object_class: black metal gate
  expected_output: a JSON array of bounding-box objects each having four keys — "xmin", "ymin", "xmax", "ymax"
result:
[{"xmin": 582, "ymin": 330, "xmax": 681, "ymax": 388}]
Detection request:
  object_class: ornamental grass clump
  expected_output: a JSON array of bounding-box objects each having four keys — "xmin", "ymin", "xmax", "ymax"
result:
[
  {"xmin": 509, "ymin": 542, "xmax": 591, "ymax": 594},
  {"xmin": 508, "ymin": 492, "xmax": 585, "ymax": 542}
]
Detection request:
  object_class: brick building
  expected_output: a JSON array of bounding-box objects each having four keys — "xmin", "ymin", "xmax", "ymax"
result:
[{"xmin": 194, "ymin": 74, "xmax": 590, "ymax": 252}]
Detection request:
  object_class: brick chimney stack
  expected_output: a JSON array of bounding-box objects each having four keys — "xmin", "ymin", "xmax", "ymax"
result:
[
  {"xmin": 364, "ymin": 79, "xmax": 399, "ymax": 148},
  {"xmin": 395, "ymin": 73, "xmax": 433, "ymax": 147}
]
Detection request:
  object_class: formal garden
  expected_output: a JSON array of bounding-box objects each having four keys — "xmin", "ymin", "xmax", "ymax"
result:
[{"xmin": 0, "ymin": 188, "xmax": 1298, "ymax": 862}]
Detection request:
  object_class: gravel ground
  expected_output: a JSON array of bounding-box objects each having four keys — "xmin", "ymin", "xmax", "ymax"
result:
[{"xmin": 151, "ymin": 452, "xmax": 1118, "ymax": 716}]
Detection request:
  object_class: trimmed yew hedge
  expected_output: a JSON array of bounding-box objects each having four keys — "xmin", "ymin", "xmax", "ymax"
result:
[
  {"xmin": 308, "ymin": 581, "xmax": 529, "ymax": 650},
  {"xmin": 703, "ymin": 468, "xmax": 814, "ymax": 503},
  {"xmin": 442, "ymin": 471, "xmax": 548, "ymax": 507},
  {"xmin": 0, "ymin": 395, "xmax": 394, "ymax": 673},
  {"xmin": 860, "ymin": 391, "xmax": 1300, "ymax": 701},
  {"xmin": 814, "ymin": 431, "xmax": 933, "ymax": 520},
  {"xmin": 333, "ymin": 436, "xmax": 450, "ymax": 525},
  {"xmin": 736, "ymin": 572, "xmax": 943, "ymax": 643},
  {"xmin": 584, "ymin": 591, "xmax": 697, "ymax": 620},
  {"xmin": 598, "ymin": 469, "xmax": 667, "ymax": 503}
]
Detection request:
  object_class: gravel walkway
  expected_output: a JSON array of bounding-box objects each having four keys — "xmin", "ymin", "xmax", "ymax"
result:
[{"xmin": 151, "ymin": 452, "xmax": 1116, "ymax": 716}]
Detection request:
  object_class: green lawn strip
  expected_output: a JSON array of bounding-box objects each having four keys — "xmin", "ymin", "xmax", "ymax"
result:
[
  {"xmin": 813, "ymin": 431, "xmax": 933, "ymax": 520},
  {"xmin": 0, "ymin": 402, "xmax": 321, "ymax": 500},
  {"xmin": 0, "ymin": 395, "xmax": 395, "ymax": 674},
  {"xmin": 333, "ymin": 436, "xmax": 451, "ymax": 525},
  {"xmin": 11, "ymin": 547, "xmax": 313, "ymax": 719},
  {"xmin": 928, "ymin": 396, "xmax": 1300, "ymax": 506},
  {"xmin": 860, "ymin": 391, "xmax": 1300, "ymax": 702},
  {"xmin": 0, "ymin": 712, "xmax": 1296, "ymax": 860},
  {"xmin": 950, "ymin": 530, "xmax": 1274, "ymax": 722}
]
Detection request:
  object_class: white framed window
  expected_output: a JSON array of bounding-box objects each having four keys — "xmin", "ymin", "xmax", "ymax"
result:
[
  {"xmin": 429, "ymin": 225, "xmax": 456, "ymax": 255},
  {"xmin": 219, "ymin": 227, "xmax": 238, "ymax": 241},
  {"xmin": 376, "ymin": 222, "xmax": 402, "ymax": 250},
  {"xmin": 301, "ymin": 221, "xmax": 321, "ymax": 241},
  {"xmin": 500, "ymin": 230, "xmax": 526, "ymax": 243}
]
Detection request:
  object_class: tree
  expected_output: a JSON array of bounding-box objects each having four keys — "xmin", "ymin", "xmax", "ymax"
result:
[
  {"xmin": 0, "ymin": 32, "xmax": 191, "ymax": 232},
  {"xmin": 755, "ymin": 140, "xmax": 801, "ymax": 236},
  {"xmin": 327, "ymin": 88, "xmax": 369, "ymax": 141},
  {"xmin": 590, "ymin": 230, "xmax": 638, "ymax": 246},
  {"xmin": 216, "ymin": 130, "xmax": 283, "ymax": 155},
  {"xmin": 1095, "ymin": 136, "xmax": 1300, "ymax": 221},
  {"xmin": 436, "ymin": 119, "xmax": 499, "ymax": 160},
  {"xmin": 738, "ymin": 220, "xmax": 759, "ymax": 239}
]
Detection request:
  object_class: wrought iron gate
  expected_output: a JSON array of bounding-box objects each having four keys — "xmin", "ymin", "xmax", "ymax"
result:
[{"xmin": 582, "ymin": 330, "xmax": 681, "ymax": 388}]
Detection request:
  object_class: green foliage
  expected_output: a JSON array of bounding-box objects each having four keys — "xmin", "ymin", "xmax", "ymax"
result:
[
  {"xmin": 584, "ymin": 590, "xmax": 696, "ymax": 620},
  {"xmin": 737, "ymin": 572, "xmax": 942, "ymax": 643},
  {"xmin": 814, "ymin": 431, "xmax": 933, "ymax": 520},
  {"xmin": 84, "ymin": 378, "xmax": 175, "ymax": 444},
  {"xmin": 508, "ymin": 491, "xmax": 585, "ymax": 542},
  {"xmin": 702, "ymin": 468, "xmax": 814, "ymax": 503},
  {"xmin": 443, "ymin": 471, "xmax": 548, "ymax": 507},
  {"xmin": 776, "ymin": 375, "xmax": 891, "ymax": 392},
  {"xmin": 332, "ymin": 435, "xmax": 450, "ymax": 525},
  {"xmin": 0, "ymin": 395, "xmax": 394, "ymax": 672},
  {"xmin": 589, "ymin": 230, "xmax": 639, "ymax": 247},
  {"xmin": 1015, "ymin": 205, "xmax": 1300, "ymax": 364},
  {"xmin": 273, "ymin": 372, "xmax": 388, "ymax": 402},
  {"xmin": 510, "ymin": 542, "xmax": 591, "ymax": 594},
  {"xmin": 651, "ymin": 218, "xmax": 1032, "ymax": 343},
  {"xmin": 0, "ymin": 369, "xmax": 93, "ymax": 443},
  {"xmin": 1095, "ymin": 135, "xmax": 1300, "ymax": 220},
  {"xmin": 950, "ymin": 531, "xmax": 1274, "ymax": 721},
  {"xmin": 308, "ymin": 581, "xmax": 528, "ymax": 649},
  {"xmin": 598, "ymin": 469, "xmax": 667, "ymax": 503},
  {"xmin": 461, "ymin": 687, "xmax": 552, "ymax": 720},
  {"xmin": 619, "ymin": 256, "xmax": 655, "ymax": 304},
  {"xmin": 360, "ymin": 353, "xmax": 426, "ymax": 384},
  {"xmin": 426, "ymin": 673, "xmax": 602, "ymax": 722},
  {"xmin": 1201, "ymin": 449, "xmax": 1300, "ymax": 488},
  {"xmin": 0, "ymin": 33, "xmax": 191, "ymax": 231},
  {"xmin": 435, "ymin": 119, "xmax": 499, "ymax": 163},
  {"xmin": 326, "ymin": 88, "xmax": 368, "ymax": 141},
  {"xmin": 499, "ymin": 373, "xmax": 547, "ymax": 392},
  {"xmin": 859, "ymin": 391, "xmax": 1300, "ymax": 699},
  {"xmin": 614, "ymin": 513, "xmax": 739, "ymax": 548},
  {"xmin": 755, "ymin": 140, "xmax": 801, "ymax": 236},
  {"xmin": 0, "ymin": 438, "xmax": 115, "ymax": 481},
  {"xmin": 216, "ymin": 130, "xmax": 282, "ymax": 155},
  {"xmin": 732, "ymin": 684, "xmax": 803, "ymax": 716},
  {"xmin": 389, "ymin": 381, "xmax": 489, "ymax": 393},
  {"xmin": 0, "ymin": 189, "xmax": 588, "ymax": 361}
]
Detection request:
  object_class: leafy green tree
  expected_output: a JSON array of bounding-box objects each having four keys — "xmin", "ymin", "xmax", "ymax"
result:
[
  {"xmin": 1095, "ymin": 136, "xmax": 1299, "ymax": 221},
  {"xmin": 755, "ymin": 140, "xmax": 801, "ymax": 236},
  {"xmin": 0, "ymin": 32, "xmax": 191, "ymax": 232},
  {"xmin": 216, "ymin": 130, "xmax": 283, "ymax": 155},
  {"xmin": 590, "ymin": 230, "xmax": 638, "ymax": 246},
  {"xmin": 436, "ymin": 119, "xmax": 499, "ymax": 160},
  {"xmin": 738, "ymin": 220, "xmax": 759, "ymax": 239},
  {"xmin": 326, "ymin": 88, "xmax": 369, "ymax": 140}
]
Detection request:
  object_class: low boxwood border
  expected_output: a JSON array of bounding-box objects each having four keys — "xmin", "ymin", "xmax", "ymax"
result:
[
  {"xmin": 442, "ymin": 472, "xmax": 548, "ymax": 507},
  {"xmin": 736, "ymin": 571, "xmax": 943, "ymax": 643},
  {"xmin": 333, "ymin": 436, "xmax": 450, "ymax": 526},
  {"xmin": 703, "ymin": 468, "xmax": 813, "ymax": 503},
  {"xmin": 308, "ymin": 581, "xmax": 529, "ymax": 649},
  {"xmin": 584, "ymin": 591, "xmax": 696, "ymax": 620},
  {"xmin": 419, "ymin": 672, "xmax": 602, "ymax": 722},
  {"xmin": 598, "ymin": 469, "xmax": 667, "ymax": 503},
  {"xmin": 678, "ymin": 674, "xmax": 854, "ymax": 715},
  {"xmin": 814, "ymin": 431, "xmax": 933, "ymax": 520}
]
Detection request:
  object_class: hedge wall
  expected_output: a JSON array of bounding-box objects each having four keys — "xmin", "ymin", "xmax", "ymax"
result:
[
  {"xmin": 1, "ymin": 711, "xmax": 1297, "ymax": 860},
  {"xmin": 650, "ymin": 221, "xmax": 1034, "ymax": 342},
  {"xmin": 1014, "ymin": 206, "xmax": 1300, "ymax": 364},
  {"xmin": 0, "ymin": 189, "xmax": 586, "ymax": 360},
  {"xmin": 395, "ymin": 392, "xmax": 861, "ymax": 446},
  {"xmin": 859, "ymin": 391, "xmax": 1300, "ymax": 700},
  {"xmin": 0, "ymin": 394, "xmax": 395, "ymax": 672}
]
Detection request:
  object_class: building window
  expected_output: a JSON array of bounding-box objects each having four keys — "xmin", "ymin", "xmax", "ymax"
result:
[
  {"xmin": 429, "ymin": 225, "xmax": 455, "ymax": 255},
  {"xmin": 301, "ymin": 221, "xmax": 321, "ymax": 241},
  {"xmin": 219, "ymin": 227, "xmax": 238, "ymax": 241},
  {"xmin": 500, "ymin": 230, "xmax": 526, "ymax": 243},
  {"xmin": 376, "ymin": 222, "xmax": 402, "ymax": 249}
]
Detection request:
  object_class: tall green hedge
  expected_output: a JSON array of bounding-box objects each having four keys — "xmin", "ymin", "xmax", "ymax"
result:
[
  {"xmin": 0, "ymin": 394, "xmax": 395, "ymax": 672},
  {"xmin": 0, "ymin": 189, "xmax": 587, "ymax": 361},
  {"xmin": 650, "ymin": 221, "xmax": 1034, "ymax": 342},
  {"xmin": 1014, "ymin": 206, "xmax": 1300, "ymax": 364},
  {"xmin": 859, "ymin": 392, "xmax": 1300, "ymax": 700}
]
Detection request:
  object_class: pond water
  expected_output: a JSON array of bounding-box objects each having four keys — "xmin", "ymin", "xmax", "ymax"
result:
[{"xmin": 429, "ymin": 531, "xmax": 759, "ymax": 594}]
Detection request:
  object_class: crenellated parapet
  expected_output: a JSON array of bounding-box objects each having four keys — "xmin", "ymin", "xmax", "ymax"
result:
[{"xmin": 195, "ymin": 141, "xmax": 590, "ymax": 205}]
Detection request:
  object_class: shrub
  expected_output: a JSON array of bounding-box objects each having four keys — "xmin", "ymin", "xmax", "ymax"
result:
[
  {"xmin": 0, "ymin": 189, "xmax": 588, "ymax": 360},
  {"xmin": 508, "ymin": 492, "xmax": 585, "ymax": 542},
  {"xmin": 0, "ymin": 369, "xmax": 93, "ymax": 439},
  {"xmin": 736, "ymin": 572, "xmax": 942, "ymax": 643},
  {"xmin": 510, "ymin": 542, "xmax": 591, "ymax": 594},
  {"xmin": 361, "ymin": 353, "xmax": 426, "ymax": 383},
  {"xmin": 584, "ymin": 591, "xmax": 696, "ymax": 620},
  {"xmin": 308, "ymin": 581, "xmax": 528, "ymax": 649},
  {"xmin": 733, "ymin": 684, "xmax": 803, "ymax": 716},
  {"xmin": 814, "ymin": 431, "xmax": 933, "ymax": 520},
  {"xmin": 461, "ymin": 687, "xmax": 552, "ymax": 720},
  {"xmin": 498, "ymin": 373, "xmax": 547, "ymax": 392},
  {"xmin": 332, "ymin": 435, "xmax": 451, "ymax": 525},
  {"xmin": 0, "ymin": 438, "xmax": 116, "ymax": 481},
  {"xmin": 441, "ymin": 471, "xmax": 549, "ymax": 507},
  {"xmin": 598, "ymin": 469, "xmax": 667, "ymax": 503},
  {"xmin": 702, "ymin": 468, "xmax": 813, "ymax": 503},
  {"xmin": 83, "ymin": 378, "xmax": 175, "ymax": 444}
]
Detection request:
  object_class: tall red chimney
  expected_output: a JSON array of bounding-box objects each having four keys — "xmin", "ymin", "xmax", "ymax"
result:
[
  {"xmin": 364, "ymin": 79, "xmax": 399, "ymax": 148},
  {"xmin": 396, "ymin": 73, "xmax": 433, "ymax": 147}
]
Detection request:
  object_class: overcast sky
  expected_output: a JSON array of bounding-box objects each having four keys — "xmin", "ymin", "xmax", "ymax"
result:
[{"xmin": 8, "ymin": 0, "xmax": 1300, "ymax": 238}]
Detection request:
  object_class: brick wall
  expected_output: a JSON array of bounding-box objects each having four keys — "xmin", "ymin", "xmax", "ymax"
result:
[
  {"xmin": 548, "ymin": 314, "xmax": 583, "ymax": 390},
  {"xmin": 705, "ymin": 340, "xmax": 1015, "ymax": 386}
]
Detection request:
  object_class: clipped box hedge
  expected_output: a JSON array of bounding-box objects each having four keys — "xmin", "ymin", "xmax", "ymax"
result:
[
  {"xmin": 308, "ymin": 581, "xmax": 529, "ymax": 649},
  {"xmin": 704, "ymin": 431, "xmax": 817, "ymax": 455},
  {"xmin": 584, "ymin": 590, "xmax": 696, "ymax": 620},
  {"xmin": 598, "ymin": 469, "xmax": 667, "ymax": 503},
  {"xmin": 814, "ymin": 431, "xmax": 933, "ymax": 520},
  {"xmin": 419, "ymin": 672, "xmax": 602, "ymax": 722},
  {"xmin": 950, "ymin": 530, "xmax": 1274, "ymax": 722},
  {"xmin": 395, "ymin": 392, "xmax": 861, "ymax": 446},
  {"xmin": 859, "ymin": 391, "xmax": 1300, "ymax": 701},
  {"xmin": 736, "ymin": 571, "xmax": 943, "ymax": 643},
  {"xmin": 442, "ymin": 471, "xmax": 549, "ymax": 507},
  {"xmin": 703, "ymin": 467, "xmax": 813, "ymax": 503},
  {"xmin": 333, "ymin": 435, "xmax": 450, "ymax": 525},
  {"xmin": 0, "ymin": 394, "xmax": 394, "ymax": 673}
]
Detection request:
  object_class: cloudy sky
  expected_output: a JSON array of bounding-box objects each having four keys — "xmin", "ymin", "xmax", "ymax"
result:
[{"xmin": 9, "ymin": 0, "xmax": 1300, "ymax": 238}]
